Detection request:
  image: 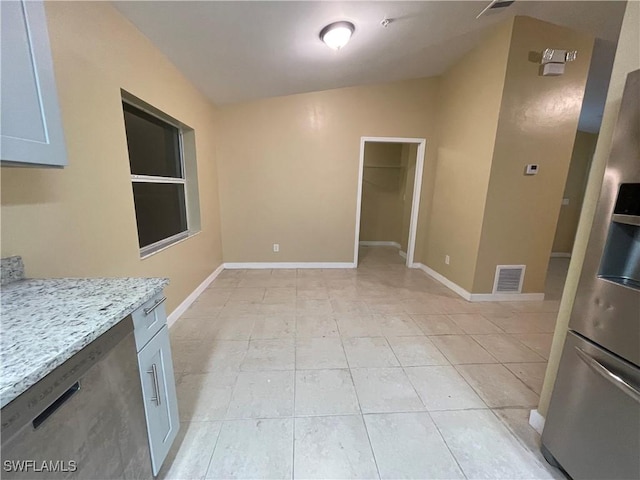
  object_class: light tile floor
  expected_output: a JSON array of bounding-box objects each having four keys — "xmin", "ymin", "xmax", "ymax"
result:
[{"xmin": 162, "ymin": 247, "xmax": 569, "ymax": 479}]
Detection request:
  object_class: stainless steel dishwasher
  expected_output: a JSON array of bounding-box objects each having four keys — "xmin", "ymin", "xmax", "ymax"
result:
[{"xmin": 1, "ymin": 319, "xmax": 153, "ymax": 480}]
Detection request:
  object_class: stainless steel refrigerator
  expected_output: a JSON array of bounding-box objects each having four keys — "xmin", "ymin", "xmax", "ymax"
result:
[{"xmin": 541, "ymin": 69, "xmax": 640, "ymax": 479}]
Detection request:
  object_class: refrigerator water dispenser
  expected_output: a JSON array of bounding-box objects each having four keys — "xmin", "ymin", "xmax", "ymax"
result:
[{"xmin": 598, "ymin": 183, "xmax": 640, "ymax": 290}]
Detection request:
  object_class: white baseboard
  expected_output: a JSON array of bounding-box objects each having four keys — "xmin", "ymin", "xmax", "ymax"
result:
[
  {"xmin": 167, "ymin": 264, "xmax": 224, "ymax": 327},
  {"xmin": 529, "ymin": 409, "xmax": 546, "ymax": 435},
  {"xmin": 412, "ymin": 263, "xmax": 545, "ymax": 302},
  {"xmin": 223, "ymin": 262, "xmax": 355, "ymax": 269},
  {"xmin": 550, "ymin": 252, "xmax": 571, "ymax": 258},
  {"xmin": 412, "ymin": 263, "xmax": 472, "ymax": 301},
  {"xmin": 359, "ymin": 241, "xmax": 401, "ymax": 248},
  {"xmin": 399, "ymin": 250, "xmax": 407, "ymax": 259},
  {"xmin": 470, "ymin": 292, "xmax": 546, "ymax": 301}
]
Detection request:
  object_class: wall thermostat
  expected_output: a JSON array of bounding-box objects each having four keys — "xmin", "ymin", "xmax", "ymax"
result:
[{"xmin": 525, "ymin": 164, "xmax": 539, "ymax": 175}]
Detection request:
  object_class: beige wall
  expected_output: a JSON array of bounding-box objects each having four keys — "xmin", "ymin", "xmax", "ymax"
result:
[
  {"xmin": 215, "ymin": 77, "xmax": 440, "ymax": 263},
  {"xmin": 552, "ymin": 130, "xmax": 598, "ymax": 254},
  {"xmin": 360, "ymin": 143, "xmax": 404, "ymax": 244},
  {"xmin": 400, "ymin": 144, "xmax": 418, "ymax": 252},
  {"xmin": 473, "ymin": 16, "xmax": 594, "ymax": 294},
  {"xmin": 424, "ymin": 19, "xmax": 514, "ymax": 291},
  {"xmin": 0, "ymin": 2, "xmax": 223, "ymax": 313},
  {"xmin": 360, "ymin": 141, "xmax": 417, "ymax": 249},
  {"xmin": 539, "ymin": 0, "xmax": 639, "ymax": 418}
]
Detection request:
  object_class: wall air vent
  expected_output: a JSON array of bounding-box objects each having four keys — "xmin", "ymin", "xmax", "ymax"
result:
[
  {"xmin": 476, "ymin": 0, "xmax": 516, "ymax": 19},
  {"xmin": 493, "ymin": 265, "xmax": 526, "ymax": 293}
]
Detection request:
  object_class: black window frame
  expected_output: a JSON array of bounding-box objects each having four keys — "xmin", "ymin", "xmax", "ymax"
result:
[{"xmin": 122, "ymin": 99, "xmax": 190, "ymax": 256}]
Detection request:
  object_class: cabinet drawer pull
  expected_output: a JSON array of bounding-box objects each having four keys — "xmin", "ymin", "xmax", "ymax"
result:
[
  {"xmin": 143, "ymin": 297, "xmax": 166, "ymax": 316},
  {"xmin": 147, "ymin": 363, "xmax": 162, "ymax": 406}
]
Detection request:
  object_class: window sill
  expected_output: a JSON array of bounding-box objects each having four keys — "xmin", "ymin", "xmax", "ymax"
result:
[{"xmin": 140, "ymin": 230, "xmax": 201, "ymax": 260}]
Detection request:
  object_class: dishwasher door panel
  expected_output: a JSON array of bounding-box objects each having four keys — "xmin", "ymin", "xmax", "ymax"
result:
[{"xmin": 0, "ymin": 327, "xmax": 152, "ymax": 480}]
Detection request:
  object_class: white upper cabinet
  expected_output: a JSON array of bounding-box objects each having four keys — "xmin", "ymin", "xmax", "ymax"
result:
[{"xmin": 1, "ymin": 0, "xmax": 67, "ymax": 167}]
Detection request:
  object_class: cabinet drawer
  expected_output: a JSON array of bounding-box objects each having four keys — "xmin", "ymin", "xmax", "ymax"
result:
[{"xmin": 132, "ymin": 293, "xmax": 167, "ymax": 352}]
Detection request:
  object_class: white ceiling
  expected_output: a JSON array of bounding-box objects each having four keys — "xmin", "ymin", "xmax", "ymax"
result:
[{"xmin": 113, "ymin": 1, "xmax": 626, "ymax": 130}]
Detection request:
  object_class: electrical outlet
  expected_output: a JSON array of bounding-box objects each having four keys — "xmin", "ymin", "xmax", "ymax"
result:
[
  {"xmin": 445, "ymin": 255, "xmax": 450, "ymax": 265},
  {"xmin": 273, "ymin": 243, "xmax": 280, "ymax": 253}
]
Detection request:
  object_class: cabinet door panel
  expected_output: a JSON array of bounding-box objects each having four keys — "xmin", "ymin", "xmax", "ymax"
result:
[
  {"xmin": 137, "ymin": 326, "xmax": 179, "ymax": 476},
  {"xmin": 0, "ymin": 0, "xmax": 67, "ymax": 167}
]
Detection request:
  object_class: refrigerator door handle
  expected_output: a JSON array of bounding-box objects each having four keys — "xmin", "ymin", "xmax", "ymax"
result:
[{"xmin": 575, "ymin": 347, "xmax": 640, "ymax": 403}]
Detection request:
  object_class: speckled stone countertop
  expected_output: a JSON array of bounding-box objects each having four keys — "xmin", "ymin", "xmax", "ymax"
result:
[
  {"xmin": 0, "ymin": 277, "xmax": 169, "ymax": 408},
  {"xmin": 1, "ymin": 256, "xmax": 24, "ymax": 285}
]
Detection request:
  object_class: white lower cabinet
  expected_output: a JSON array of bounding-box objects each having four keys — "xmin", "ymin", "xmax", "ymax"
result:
[
  {"xmin": 132, "ymin": 293, "xmax": 179, "ymax": 476},
  {"xmin": 137, "ymin": 326, "xmax": 179, "ymax": 476}
]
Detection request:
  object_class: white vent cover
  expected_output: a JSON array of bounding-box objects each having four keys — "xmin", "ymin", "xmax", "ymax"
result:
[{"xmin": 493, "ymin": 265, "xmax": 526, "ymax": 294}]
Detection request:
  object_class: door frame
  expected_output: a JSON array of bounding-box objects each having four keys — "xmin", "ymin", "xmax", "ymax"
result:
[{"xmin": 354, "ymin": 136, "xmax": 427, "ymax": 267}]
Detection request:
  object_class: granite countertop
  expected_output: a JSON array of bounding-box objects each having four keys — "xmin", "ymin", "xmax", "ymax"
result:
[{"xmin": 0, "ymin": 277, "xmax": 169, "ymax": 408}]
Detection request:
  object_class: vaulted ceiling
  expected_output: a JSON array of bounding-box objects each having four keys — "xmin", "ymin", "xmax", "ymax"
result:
[{"xmin": 114, "ymin": 1, "xmax": 626, "ymax": 131}]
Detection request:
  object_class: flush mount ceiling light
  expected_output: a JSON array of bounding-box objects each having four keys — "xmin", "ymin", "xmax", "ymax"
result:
[{"xmin": 320, "ymin": 21, "xmax": 355, "ymax": 50}]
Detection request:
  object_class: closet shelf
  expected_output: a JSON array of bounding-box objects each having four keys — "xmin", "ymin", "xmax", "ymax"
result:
[{"xmin": 364, "ymin": 165, "xmax": 402, "ymax": 169}]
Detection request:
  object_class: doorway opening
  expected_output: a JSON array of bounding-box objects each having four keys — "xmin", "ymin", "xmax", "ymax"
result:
[{"xmin": 354, "ymin": 137, "xmax": 426, "ymax": 267}]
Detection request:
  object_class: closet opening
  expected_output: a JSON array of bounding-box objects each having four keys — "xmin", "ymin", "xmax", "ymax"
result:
[{"xmin": 353, "ymin": 137, "xmax": 426, "ymax": 267}]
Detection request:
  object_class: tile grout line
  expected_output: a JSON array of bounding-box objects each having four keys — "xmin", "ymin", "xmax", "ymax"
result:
[
  {"xmin": 485, "ymin": 408, "xmax": 557, "ymax": 473},
  {"xmin": 469, "ymin": 331, "xmax": 548, "ymax": 360},
  {"xmin": 292, "ymin": 335, "xmax": 297, "ymax": 480},
  {"xmin": 450, "ymin": 362, "xmax": 540, "ymax": 410},
  {"xmin": 462, "ymin": 333, "xmax": 500, "ymax": 363},
  {"xmin": 502, "ymin": 363, "xmax": 547, "ymax": 395},
  {"xmin": 182, "ymin": 405, "xmax": 533, "ymax": 424},
  {"xmin": 202, "ymin": 419, "xmax": 226, "ymax": 479},
  {"xmin": 397, "ymin": 363, "xmax": 429, "ymax": 413},
  {"xmin": 446, "ymin": 331, "xmax": 545, "ymax": 399},
  {"xmin": 195, "ymin": 296, "xmax": 249, "ymax": 480},
  {"xmin": 358, "ymin": 412, "xmax": 383, "ymax": 480},
  {"xmin": 338, "ymin": 331, "xmax": 382, "ymax": 480},
  {"xmin": 476, "ymin": 312, "xmax": 508, "ymax": 333},
  {"xmin": 426, "ymin": 409, "xmax": 470, "ymax": 480},
  {"xmin": 220, "ymin": 342, "xmax": 249, "ymax": 422},
  {"xmin": 504, "ymin": 333, "xmax": 551, "ymax": 361}
]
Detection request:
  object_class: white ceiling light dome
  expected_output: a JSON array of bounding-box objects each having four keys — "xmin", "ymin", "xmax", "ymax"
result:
[{"xmin": 320, "ymin": 21, "xmax": 355, "ymax": 50}]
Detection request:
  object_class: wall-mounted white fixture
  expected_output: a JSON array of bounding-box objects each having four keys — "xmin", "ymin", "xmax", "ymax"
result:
[
  {"xmin": 380, "ymin": 18, "xmax": 392, "ymax": 28},
  {"xmin": 540, "ymin": 48, "xmax": 577, "ymax": 76},
  {"xmin": 320, "ymin": 21, "xmax": 355, "ymax": 50}
]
